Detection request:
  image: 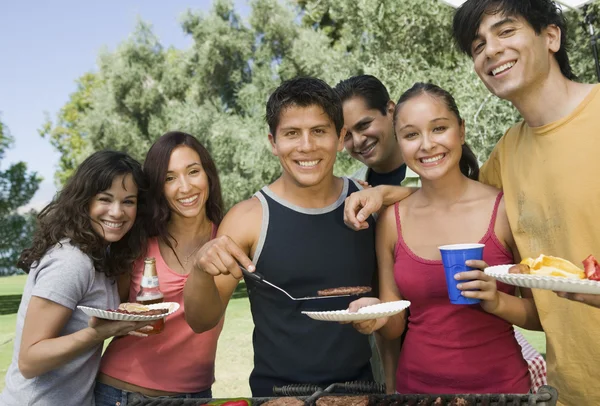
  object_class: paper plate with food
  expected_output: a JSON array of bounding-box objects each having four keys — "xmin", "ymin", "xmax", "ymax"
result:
[
  {"xmin": 77, "ymin": 302, "xmax": 180, "ymax": 321},
  {"xmin": 485, "ymin": 254, "xmax": 600, "ymax": 294},
  {"xmin": 302, "ymin": 300, "xmax": 410, "ymax": 322}
]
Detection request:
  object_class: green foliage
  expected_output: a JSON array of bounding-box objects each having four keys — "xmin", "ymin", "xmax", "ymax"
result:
[
  {"xmin": 566, "ymin": 2, "xmax": 600, "ymax": 84},
  {"xmin": 40, "ymin": 73, "xmax": 99, "ymax": 185},
  {"xmin": 43, "ymin": 0, "xmax": 600, "ymax": 209},
  {"xmin": 0, "ymin": 119, "xmax": 41, "ymax": 275}
]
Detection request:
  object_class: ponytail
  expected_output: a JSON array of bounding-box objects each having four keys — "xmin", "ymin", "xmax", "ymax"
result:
[{"xmin": 460, "ymin": 143, "xmax": 479, "ymax": 181}]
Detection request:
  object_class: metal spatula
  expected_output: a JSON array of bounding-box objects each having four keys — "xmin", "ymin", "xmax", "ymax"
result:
[{"xmin": 240, "ymin": 266, "xmax": 351, "ymax": 301}]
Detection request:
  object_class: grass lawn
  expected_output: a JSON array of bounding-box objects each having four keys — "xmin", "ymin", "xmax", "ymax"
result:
[
  {"xmin": 212, "ymin": 297, "xmax": 254, "ymax": 397},
  {"xmin": 0, "ymin": 313, "xmax": 17, "ymax": 392},
  {"xmin": 0, "ymin": 275, "xmax": 27, "ymax": 296},
  {"xmin": 0, "ymin": 274, "xmax": 546, "ymax": 396}
]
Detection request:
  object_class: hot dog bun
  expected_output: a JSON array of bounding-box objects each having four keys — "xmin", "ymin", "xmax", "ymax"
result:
[
  {"xmin": 520, "ymin": 254, "xmax": 585, "ymax": 279},
  {"xmin": 118, "ymin": 303, "xmax": 150, "ymax": 313}
]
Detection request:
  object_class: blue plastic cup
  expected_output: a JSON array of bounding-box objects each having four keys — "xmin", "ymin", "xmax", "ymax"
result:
[{"xmin": 439, "ymin": 243, "xmax": 485, "ymax": 305}]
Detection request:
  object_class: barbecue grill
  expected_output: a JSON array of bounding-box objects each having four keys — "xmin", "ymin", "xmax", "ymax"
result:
[{"xmin": 126, "ymin": 382, "xmax": 558, "ymax": 405}]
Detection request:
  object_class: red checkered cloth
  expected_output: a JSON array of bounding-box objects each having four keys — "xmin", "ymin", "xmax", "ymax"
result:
[{"xmin": 514, "ymin": 329, "xmax": 547, "ymax": 393}]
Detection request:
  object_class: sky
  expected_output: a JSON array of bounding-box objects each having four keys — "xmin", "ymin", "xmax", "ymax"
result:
[{"xmin": 0, "ymin": 0, "xmax": 250, "ymax": 212}]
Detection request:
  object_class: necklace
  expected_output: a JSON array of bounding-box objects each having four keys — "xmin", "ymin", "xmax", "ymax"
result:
[
  {"xmin": 168, "ymin": 221, "xmax": 213, "ymax": 266},
  {"xmin": 179, "ymin": 240, "xmax": 205, "ymax": 265}
]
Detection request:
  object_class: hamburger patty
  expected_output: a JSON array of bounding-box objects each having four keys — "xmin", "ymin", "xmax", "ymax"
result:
[
  {"xmin": 315, "ymin": 395, "xmax": 369, "ymax": 406},
  {"xmin": 261, "ymin": 397, "xmax": 305, "ymax": 406},
  {"xmin": 107, "ymin": 308, "xmax": 168, "ymax": 316},
  {"xmin": 317, "ymin": 286, "xmax": 372, "ymax": 297}
]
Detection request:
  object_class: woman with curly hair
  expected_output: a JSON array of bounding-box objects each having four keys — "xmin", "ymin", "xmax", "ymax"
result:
[{"xmin": 0, "ymin": 150, "xmax": 151, "ymax": 406}]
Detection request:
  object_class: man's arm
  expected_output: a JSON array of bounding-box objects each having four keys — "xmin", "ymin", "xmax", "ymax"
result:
[
  {"xmin": 555, "ymin": 292, "xmax": 600, "ymax": 308},
  {"xmin": 344, "ymin": 185, "xmax": 417, "ymax": 231},
  {"xmin": 184, "ymin": 198, "xmax": 261, "ymax": 333}
]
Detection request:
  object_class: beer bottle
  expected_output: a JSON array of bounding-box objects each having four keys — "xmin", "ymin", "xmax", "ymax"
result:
[{"xmin": 136, "ymin": 257, "xmax": 165, "ymax": 334}]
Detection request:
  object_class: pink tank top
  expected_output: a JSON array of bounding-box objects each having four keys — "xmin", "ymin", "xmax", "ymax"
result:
[
  {"xmin": 99, "ymin": 226, "xmax": 224, "ymax": 393},
  {"xmin": 393, "ymin": 192, "xmax": 530, "ymax": 394}
]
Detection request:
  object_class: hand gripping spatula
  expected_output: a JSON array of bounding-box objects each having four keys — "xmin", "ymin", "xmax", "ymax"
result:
[{"xmin": 239, "ymin": 266, "xmax": 350, "ymax": 301}]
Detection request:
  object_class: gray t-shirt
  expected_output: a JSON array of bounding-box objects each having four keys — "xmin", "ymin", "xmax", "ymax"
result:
[{"xmin": 0, "ymin": 240, "xmax": 119, "ymax": 406}]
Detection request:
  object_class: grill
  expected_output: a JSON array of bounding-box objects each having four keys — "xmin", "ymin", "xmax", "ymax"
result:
[{"xmin": 127, "ymin": 382, "xmax": 558, "ymax": 406}]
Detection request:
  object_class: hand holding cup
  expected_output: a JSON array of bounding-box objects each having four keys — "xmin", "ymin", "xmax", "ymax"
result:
[
  {"xmin": 439, "ymin": 243, "xmax": 485, "ymax": 305},
  {"xmin": 455, "ymin": 260, "xmax": 501, "ymax": 313}
]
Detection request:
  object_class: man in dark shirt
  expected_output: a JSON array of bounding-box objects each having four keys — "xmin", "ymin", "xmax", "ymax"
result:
[
  {"xmin": 334, "ymin": 75, "xmax": 420, "ymax": 188},
  {"xmin": 184, "ymin": 77, "xmax": 376, "ymax": 397},
  {"xmin": 334, "ymin": 75, "xmax": 416, "ymax": 392}
]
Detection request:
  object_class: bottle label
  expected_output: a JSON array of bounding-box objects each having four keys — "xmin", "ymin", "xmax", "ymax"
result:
[{"xmin": 141, "ymin": 276, "xmax": 160, "ymax": 288}]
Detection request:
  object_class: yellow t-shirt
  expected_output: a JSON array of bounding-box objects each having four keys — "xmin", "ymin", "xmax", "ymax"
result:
[{"xmin": 480, "ymin": 84, "xmax": 600, "ymax": 406}]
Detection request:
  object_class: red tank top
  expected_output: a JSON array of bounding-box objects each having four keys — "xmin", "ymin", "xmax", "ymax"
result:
[{"xmin": 393, "ymin": 192, "xmax": 530, "ymax": 394}]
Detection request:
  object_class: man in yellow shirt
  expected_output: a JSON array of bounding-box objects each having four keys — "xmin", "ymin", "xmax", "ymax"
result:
[
  {"xmin": 452, "ymin": 1, "xmax": 600, "ymax": 404},
  {"xmin": 343, "ymin": 1, "xmax": 599, "ymax": 404}
]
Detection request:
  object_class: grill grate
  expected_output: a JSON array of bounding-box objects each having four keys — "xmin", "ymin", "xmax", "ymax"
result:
[
  {"xmin": 127, "ymin": 384, "xmax": 558, "ymax": 406},
  {"xmin": 273, "ymin": 380, "xmax": 385, "ymax": 397},
  {"xmin": 274, "ymin": 384, "xmax": 323, "ymax": 396}
]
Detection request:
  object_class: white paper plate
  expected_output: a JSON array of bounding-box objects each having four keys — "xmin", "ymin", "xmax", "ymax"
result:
[
  {"xmin": 77, "ymin": 302, "xmax": 180, "ymax": 321},
  {"xmin": 485, "ymin": 264, "xmax": 600, "ymax": 294},
  {"xmin": 302, "ymin": 300, "xmax": 410, "ymax": 322}
]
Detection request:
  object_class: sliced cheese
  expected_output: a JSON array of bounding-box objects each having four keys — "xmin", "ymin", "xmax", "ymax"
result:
[
  {"xmin": 521, "ymin": 254, "xmax": 585, "ymax": 279},
  {"xmin": 530, "ymin": 266, "xmax": 585, "ymax": 279}
]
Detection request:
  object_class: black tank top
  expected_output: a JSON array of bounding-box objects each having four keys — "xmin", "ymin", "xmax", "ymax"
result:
[{"xmin": 246, "ymin": 177, "xmax": 376, "ymax": 396}]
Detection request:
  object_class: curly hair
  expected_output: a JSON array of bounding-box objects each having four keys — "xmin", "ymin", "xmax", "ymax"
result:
[
  {"xmin": 143, "ymin": 131, "xmax": 224, "ymax": 256},
  {"xmin": 18, "ymin": 150, "xmax": 148, "ymax": 277}
]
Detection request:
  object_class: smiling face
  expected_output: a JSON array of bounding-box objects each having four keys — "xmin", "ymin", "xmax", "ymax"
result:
[
  {"xmin": 163, "ymin": 145, "xmax": 210, "ymax": 220},
  {"xmin": 395, "ymin": 93, "xmax": 465, "ymax": 182},
  {"xmin": 269, "ymin": 104, "xmax": 344, "ymax": 188},
  {"xmin": 471, "ymin": 12, "xmax": 561, "ymax": 102},
  {"xmin": 89, "ymin": 174, "xmax": 138, "ymax": 243},
  {"xmin": 342, "ymin": 96, "xmax": 399, "ymax": 173}
]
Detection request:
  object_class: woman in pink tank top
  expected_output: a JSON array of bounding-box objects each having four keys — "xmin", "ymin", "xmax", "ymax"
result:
[
  {"xmin": 95, "ymin": 132, "xmax": 225, "ymax": 404},
  {"xmin": 349, "ymin": 83, "xmax": 540, "ymax": 394}
]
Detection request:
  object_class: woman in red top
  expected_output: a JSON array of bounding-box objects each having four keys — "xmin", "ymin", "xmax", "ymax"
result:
[
  {"xmin": 350, "ymin": 83, "xmax": 540, "ymax": 394},
  {"xmin": 95, "ymin": 132, "xmax": 225, "ymax": 404}
]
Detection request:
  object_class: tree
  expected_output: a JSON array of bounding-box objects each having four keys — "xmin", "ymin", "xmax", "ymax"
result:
[
  {"xmin": 566, "ymin": 2, "xmax": 600, "ymax": 84},
  {"xmin": 40, "ymin": 73, "xmax": 99, "ymax": 186},
  {"xmin": 43, "ymin": 0, "xmax": 355, "ymax": 208},
  {"xmin": 0, "ymin": 118, "xmax": 41, "ymax": 275},
  {"xmin": 44, "ymin": 0, "xmax": 600, "ymax": 208}
]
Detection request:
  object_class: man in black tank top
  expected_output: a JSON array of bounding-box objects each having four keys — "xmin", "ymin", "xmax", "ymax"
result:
[{"xmin": 184, "ymin": 77, "xmax": 377, "ymax": 397}]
